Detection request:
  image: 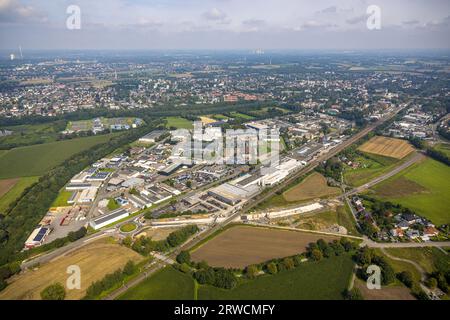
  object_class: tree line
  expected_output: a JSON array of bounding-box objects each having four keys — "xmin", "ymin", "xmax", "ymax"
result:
[{"xmin": 123, "ymin": 225, "xmax": 199, "ymax": 256}]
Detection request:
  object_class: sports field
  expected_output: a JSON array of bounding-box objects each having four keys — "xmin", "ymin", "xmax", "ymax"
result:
[
  {"xmin": 199, "ymin": 255, "xmax": 354, "ymax": 300},
  {"xmin": 283, "ymin": 172, "xmax": 341, "ymax": 202},
  {"xmin": 358, "ymin": 136, "xmax": 414, "ymax": 159},
  {"xmin": 0, "ymin": 176, "xmax": 39, "ymax": 213},
  {"xmin": 0, "ymin": 134, "xmax": 115, "ymax": 179},
  {"xmin": 165, "ymin": 116, "xmax": 193, "ymax": 129},
  {"xmin": 370, "ymin": 157, "xmax": 450, "ymax": 225},
  {"xmin": 191, "ymin": 226, "xmax": 339, "ymax": 268},
  {"xmin": 0, "ymin": 238, "xmax": 143, "ymax": 300},
  {"xmin": 118, "ymin": 266, "xmax": 195, "ymax": 300}
]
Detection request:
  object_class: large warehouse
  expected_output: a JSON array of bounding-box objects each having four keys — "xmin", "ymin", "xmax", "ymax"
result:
[
  {"xmin": 89, "ymin": 208, "xmax": 130, "ymax": 230},
  {"xmin": 208, "ymin": 182, "xmax": 258, "ymax": 205}
]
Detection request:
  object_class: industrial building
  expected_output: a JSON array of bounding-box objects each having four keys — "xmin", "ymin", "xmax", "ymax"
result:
[
  {"xmin": 159, "ymin": 162, "xmax": 183, "ymax": 176},
  {"xmin": 25, "ymin": 226, "xmax": 50, "ymax": 248},
  {"xmin": 208, "ymin": 182, "xmax": 259, "ymax": 205},
  {"xmin": 89, "ymin": 208, "xmax": 129, "ymax": 230},
  {"xmin": 78, "ymin": 187, "xmax": 98, "ymax": 203},
  {"xmin": 139, "ymin": 130, "xmax": 166, "ymax": 143}
]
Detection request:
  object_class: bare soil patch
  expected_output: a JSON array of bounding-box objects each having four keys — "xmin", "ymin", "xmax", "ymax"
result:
[
  {"xmin": 191, "ymin": 226, "xmax": 339, "ymax": 268},
  {"xmin": 0, "ymin": 178, "xmax": 19, "ymax": 198},
  {"xmin": 354, "ymin": 279, "xmax": 415, "ymax": 300}
]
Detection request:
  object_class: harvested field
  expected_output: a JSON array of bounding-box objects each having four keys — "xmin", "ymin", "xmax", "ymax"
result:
[
  {"xmin": 354, "ymin": 279, "xmax": 415, "ymax": 300},
  {"xmin": 191, "ymin": 226, "xmax": 339, "ymax": 268},
  {"xmin": 200, "ymin": 116, "xmax": 216, "ymax": 124},
  {"xmin": 136, "ymin": 227, "xmax": 181, "ymax": 241},
  {"xmin": 0, "ymin": 238, "xmax": 143, "ymax": 300},
  {"xmin": 283, "ymin": 172, "xmax": 340, "ymax": 202},
  {"xmin": 0, "ymin": 178, "xmax": 19, "ymax": 198},
  {"xmin": 358, "ymin": 136, "xmax": 414, "ymax": 159}
]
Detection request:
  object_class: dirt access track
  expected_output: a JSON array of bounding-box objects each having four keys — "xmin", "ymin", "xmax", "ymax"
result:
[{"xmin": 191, "ymin": 225, "xmax": 340, "ymax": 268}]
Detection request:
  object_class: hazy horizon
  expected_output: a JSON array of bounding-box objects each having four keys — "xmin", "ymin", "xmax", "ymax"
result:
[{"xmin": 0, "ymin": 0, "xmax": 449, "ymax": 51}]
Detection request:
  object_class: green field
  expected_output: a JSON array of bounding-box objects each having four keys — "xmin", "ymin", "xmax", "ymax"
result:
[
  {"xmin": 119, "ymin": 255, "xmax": 353, "ymax": 300},
  {"xmin": 370, "ymin": 157, "xmax": 450, "ymax": 226},
  {"xmin": 0, "ymin": 122, "xmax": 67, "ymax": 149},
  {"xmin": 120, "ymin": 223, "xmax": 137, "ymax": 233},
  {"xmin": 165, "ymin": 117, "xmax": 194, "ymax": 129},
  {"xmin": 51, "ymin": 190, "xmax": 73, "ymax": 207},
  {"xmin": 0, "ymin": 134, "xmax": 116, "ymax": 179},
  {"xmin": 107, "ymin": 198, "xmax": 120, "ymax": 211},
  {"xmin": 0, "ymin": 176, "xmax": 39, "ymax": 213},
  {"xmin": 118, "ymin": 266, "xmax": 195, "ymax": 300},
  {"xmin": 210, "ymin": 114, "xmax": 229, "ymax": 120},
  {"xmin": 198, "ymin": 255, "xmax": 354, "ymax": 300},
  {"xmin": 344, "ymin": 152, "xmax": 400, "ymax": 187},
  {"xmin": 229, "ymin": 112, "xmax": 254, "ymax": 120},
  {"xmin": 435, "ymin": 143, "xmax": 450, "ymax": 158}
]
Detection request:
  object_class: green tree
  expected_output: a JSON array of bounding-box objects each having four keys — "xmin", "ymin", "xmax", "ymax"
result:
[
  {"xmin": 283, "ymin": 257, "xmax": 295, "ymax": 270},
  {"xmin": 426, "ymin": 277, "xmax": 438, "ymax": 289},
  {"xmin": 266, "ymin": 262, "xmax": 278, "ymax": 275},
  {"xmin": 40, "ymin": 283, "xmax": 66, "ymax": 300},
  {"xmin": 310, "ymin": 249, "xmax": 323, "ymax": 261},
  {"xmin": 245, "ymin": 265, "xmax": 259, "ymax": 279},
  {"xmin": 176, "ymin": 251, "xmax": 191, "ymax": 265},
  {"xmin": 397, "ymin": 271, "xmax": 413, "ymax": 288},
  {"xmin": 179, "ymin": 263, "xmax": 190, "ymax": 273},
  {"xmin": 123, "ymin": 260, "xmax": 137, "ymax": 276},
  {"xmin": 122, "ymin": 236, "xmax": 132, "ymax": 247},
  {"xmin": 323, "ymin": 246, "xmax": 335, "ymax": 258}
]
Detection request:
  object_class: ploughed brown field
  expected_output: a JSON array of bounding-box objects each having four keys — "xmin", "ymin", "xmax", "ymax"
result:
[
  {"xmin": 0, "ymin": 178, "xmax": 19, "ymax": 198},
  {"xmin": 191, "ymin": 226, "xmax": 339, "ymax": 268},
  {"xmin": 354, "ymin": 279, "xmax": 415, "ymax": 300},
  {"xmin": 358, "ymin": 136, "xmax": 414, "ymax": 159},
  {"xmin": 0, "ymin": 238, "xmax": 143, "ymax": 300}
]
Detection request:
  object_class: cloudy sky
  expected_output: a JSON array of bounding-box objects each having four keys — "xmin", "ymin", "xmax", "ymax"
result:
[{"xmin": 0, "ymin": 0, "xmax": 449, "ymax": 50}]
